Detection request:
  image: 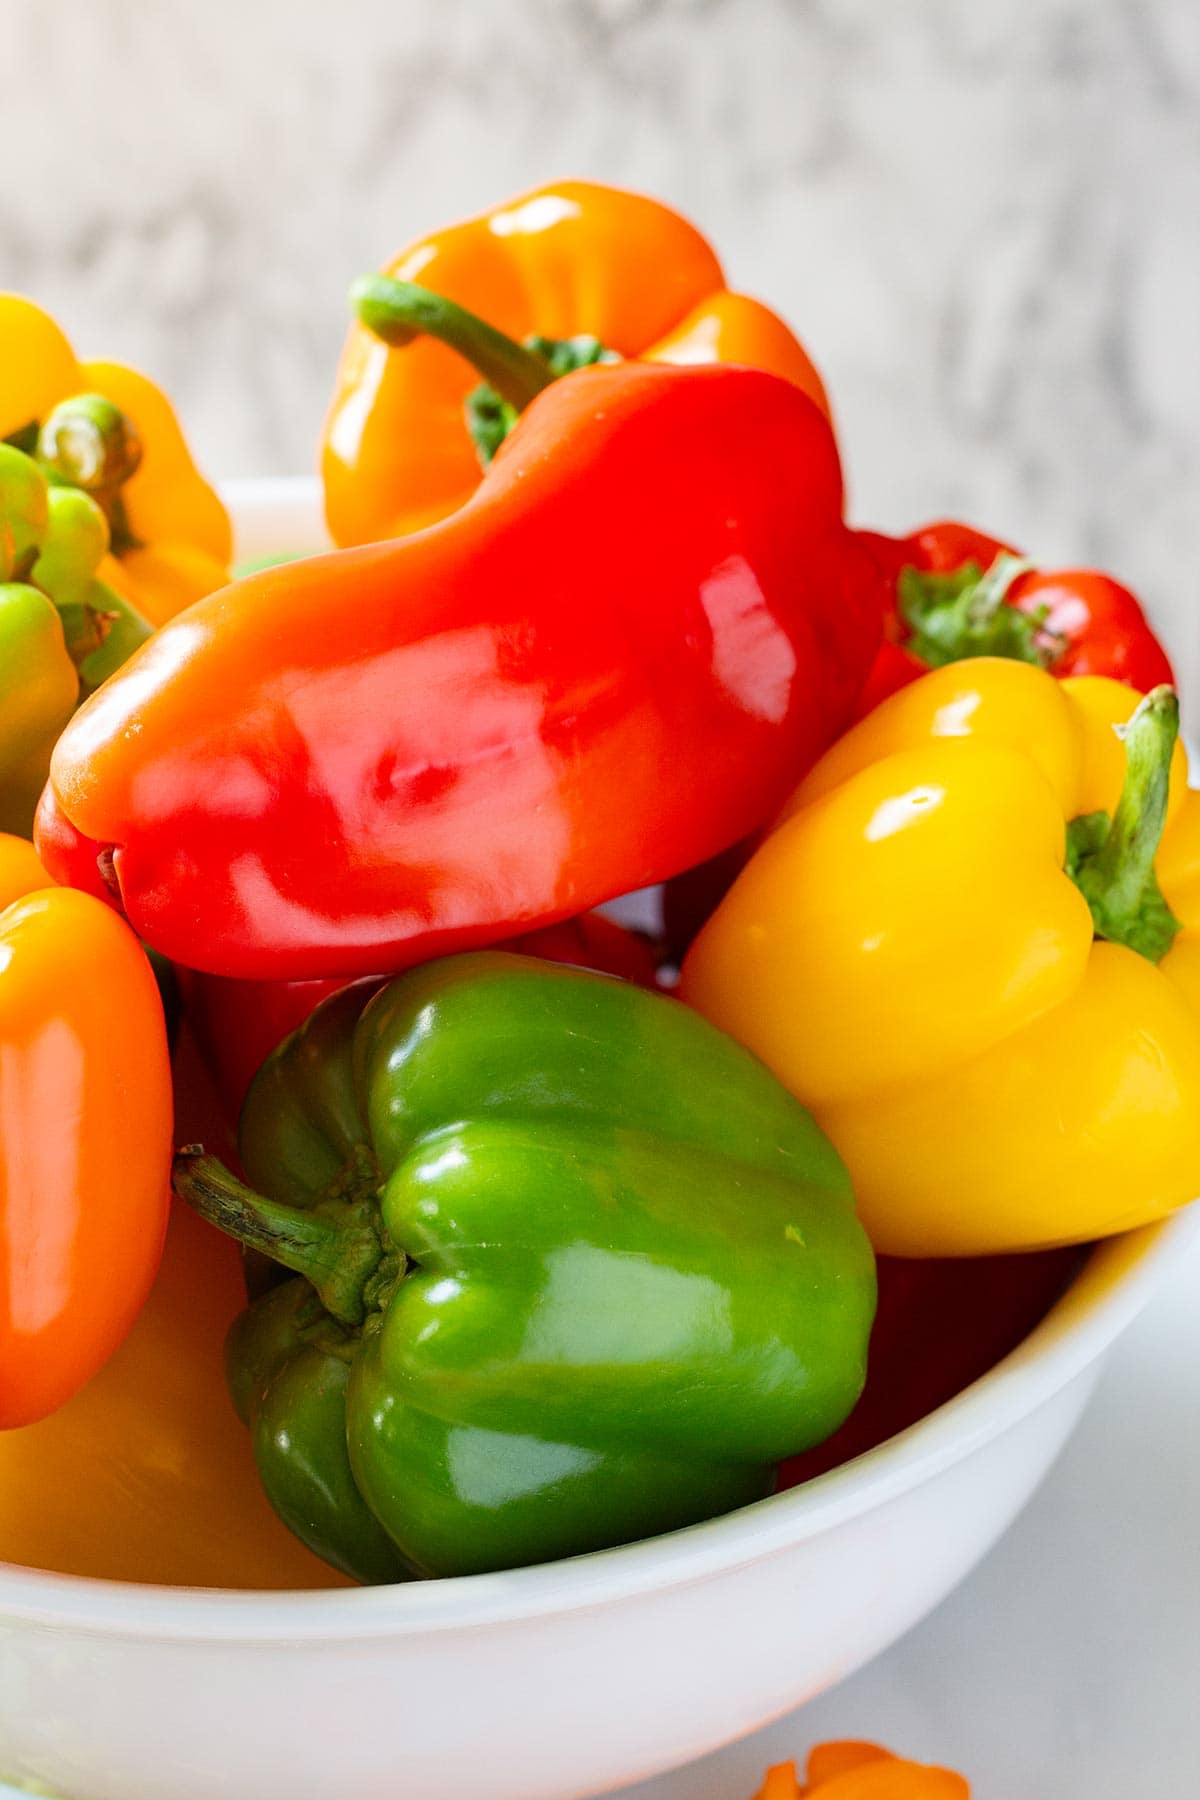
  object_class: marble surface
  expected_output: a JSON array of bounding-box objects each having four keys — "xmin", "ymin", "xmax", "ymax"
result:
[{"xmin": 5, "ymin": 0, "xmax": 1198, "ymax": 685}]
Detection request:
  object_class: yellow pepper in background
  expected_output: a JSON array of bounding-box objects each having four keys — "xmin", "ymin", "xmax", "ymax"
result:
[
  {"xmin": 683, "ymin": 660, "xmax": 1200, "ymax": 1256},
  {"xmin": 0, "ymin": 295, "xmax": 231, "ymax": 626}
]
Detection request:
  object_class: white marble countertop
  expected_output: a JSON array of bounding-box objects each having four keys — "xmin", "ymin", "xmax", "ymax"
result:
[{"xmin": 618, "ymin": 1226, "xmax": 1200, "ymax": 1800}]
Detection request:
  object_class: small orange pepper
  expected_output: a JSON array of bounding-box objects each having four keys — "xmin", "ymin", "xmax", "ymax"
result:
[
  {"xmin": 0, "ymin": 870, "xmax": 173, "ymax": 1424},
  {"xmin": 322, "ymin": 178, "xmax": 832, "ymax": 545}
]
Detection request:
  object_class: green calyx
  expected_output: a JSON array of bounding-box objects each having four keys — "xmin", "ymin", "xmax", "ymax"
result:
[
  {"xmin": 899, "ymin": 554, "xmax": 1061, "ymax": 670},
  {"xmin": 1066, "ymin": 686, "xmax": 1183, "ymax": 964},
  {"xmin": 172, "ymin": 1145, "xmax": 402, "ymax": 1329},
  {"xmin": 351, "ymin": 273, "xmax": 616, "ymax": 468},
  {"xmin": 466, "ymin": 333, "xmax": 616, "ymax": 466}
]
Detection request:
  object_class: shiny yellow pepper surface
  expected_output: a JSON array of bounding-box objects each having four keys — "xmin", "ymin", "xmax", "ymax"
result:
[
  {"xmin": 0, "ymin": 295, "xmax": 231, "ymax": 626},
  {"xmin": 682, "ymin": 660, "xmax": 1200, "ymax": 1256}
]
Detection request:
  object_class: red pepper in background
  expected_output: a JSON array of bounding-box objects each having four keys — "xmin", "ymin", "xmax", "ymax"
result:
[
  {"xmin": 39, "ymin": 362, "xmax": 881, "ymax": 979},
  {"xmin": 856, "ymin": 520, "xmax": 1174, "ymax": 716},
  {"xmin": 184, "ymin": 910, "xmax": 661, "ymax": 1119},
  {"xmin": 778, "ymin": 1244, "xmax": 1085, "ymax": 1490}
]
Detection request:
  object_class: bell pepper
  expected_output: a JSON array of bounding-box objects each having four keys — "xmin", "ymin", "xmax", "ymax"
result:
[
  {"xmin": 682, "ymin": 659, "xmax": 1200, "ymax": 1255},
  {"xmin": 183, "ymin": 909, "xmax": 661, "ymax": 1119},
  {"xmin": 0, "ymin": 294, "xmax": 231, "ymax": 625},
  {"xmin": 40, "ymin": 359, "xmax": 881, "ymax": 979},
  {"xmin": 856, "ymin": 519, "xmax": 1174, "ymax": 713},
  {"xmin": 0, "ymin": 443, "xmax": 154, "ymax": 834},
  {"xmin": 754, "ymin": 1742, "xmax": 969, "ymax": 1797},
  {"xmin": 322, "ymin": 177, "xmax": 833, "ymax": 545},
  {"xmin": 0, "ymin": 1027, "xmax": 349, "ymax": 1586},
  {"xmin": 172, "ymin": 952, "xmax": 876, "ymax": 1581},
  {"xmin": 0, "ymin": 876, "xmax": 173, "ymax": 1424}
]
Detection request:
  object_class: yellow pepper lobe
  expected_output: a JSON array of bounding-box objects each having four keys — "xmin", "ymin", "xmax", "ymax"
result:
[
  {"xmin": 823, "ymin": 944, "xmax": 1200, "ymax": 1255},
  {"xmin": 682, "ymin": 738, "xmax": 1094, "ymax": 1109}
]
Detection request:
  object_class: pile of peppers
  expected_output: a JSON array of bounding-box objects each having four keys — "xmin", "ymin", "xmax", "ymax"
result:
[{"xmin": 1, "ymin": 179, "xmax": 1196, "ymax": 1608}]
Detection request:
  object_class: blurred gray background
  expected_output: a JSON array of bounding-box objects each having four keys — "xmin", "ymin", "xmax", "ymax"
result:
[{"xmin": 5, "ymin": 0, "xmax": 1198, "ymax": 639}]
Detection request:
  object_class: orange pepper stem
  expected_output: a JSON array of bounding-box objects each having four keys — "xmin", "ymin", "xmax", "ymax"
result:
[
  {"xmin": 172, "ymin": 1146, "xmax": 384, "ymax": 1328},
  {"xmin": 351, "ymin": 274, "xmax": 558, "ymax": 413},
  {"xmin": 1066, "ymin": 684, "xmax": 1182, "ymax": 963}
]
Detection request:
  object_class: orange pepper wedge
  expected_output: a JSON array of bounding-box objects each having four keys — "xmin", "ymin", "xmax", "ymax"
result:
[{"xmin": 752, "ymin": 1744, "xmax": 970, "ymax": 1798}]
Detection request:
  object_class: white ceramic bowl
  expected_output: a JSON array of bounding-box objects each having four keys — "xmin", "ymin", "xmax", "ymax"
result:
[{"xmin": 0, "ymin": 481, "xmax": 1194, "ymax": 1800}]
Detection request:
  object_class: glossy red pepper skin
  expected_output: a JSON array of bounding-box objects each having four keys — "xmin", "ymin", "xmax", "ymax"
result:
[
  {"xmin": 183, "ymin": 911, "xmax": 661, "ymax": 1118},
  {"xmin": 40, "ymin": 363, "xmax": 880, "ymax": 979},
  {"xmin": 857, "ymin": 520, "xmax": 1174, "ymax": 712}
]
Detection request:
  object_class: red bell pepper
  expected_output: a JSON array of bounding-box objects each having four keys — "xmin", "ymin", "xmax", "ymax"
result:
[
  {"xmin": 38, "ymin": 362, "xmax": 880, "ymax": 978},
  {"xmin": 857, "ymin": 519, "xmax": 1174, "ymax": 716}
]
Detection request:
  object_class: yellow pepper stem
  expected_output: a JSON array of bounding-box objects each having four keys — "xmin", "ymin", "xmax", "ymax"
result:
[
  {"xmin": 1067, "ymin": 685, "xmax": 1183, "ymax": 964},
  {"xmin": 37, "ymin": 393, "xmax": 143, "ymax": 494},
  {"xmin": 351, "ymin": 275, "xmax": 557, "ymax": 413}
]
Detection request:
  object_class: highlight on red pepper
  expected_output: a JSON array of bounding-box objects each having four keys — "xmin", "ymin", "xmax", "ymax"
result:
[
  {"xmin": 752, "ymin": 1741, "xmax": 970, "ymax": 1797},
  {"xmin": 39, "ymin": 359, "xmax": 882, "ymax": 980},
  {"xmin": 856, "ymin": 519, "xmax": 1174, "ymax": 714}
]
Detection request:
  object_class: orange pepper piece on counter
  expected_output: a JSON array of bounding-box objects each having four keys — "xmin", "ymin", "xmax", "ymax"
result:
[{"xmin": 753, "ymin": 1742, "xmax": 970, "ymax": 1797}]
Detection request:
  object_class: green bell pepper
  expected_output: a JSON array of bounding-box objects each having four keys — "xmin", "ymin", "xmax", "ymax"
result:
[{"xmin": 174, "ymin": 953, "xmax": 877, "ymax": 1583}]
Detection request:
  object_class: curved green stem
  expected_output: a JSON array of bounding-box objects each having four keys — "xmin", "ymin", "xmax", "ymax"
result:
[
  {"xmin": 351, "ymin": 275, "xmax": 557, "ymax": 413},
  {"xmin": 1066, "ymin": 686, "xmax": 1183, "ymax": 964},
  {"xmin": 173, "ymin": 1148, "xmax": 384, "ymax": 1327}
]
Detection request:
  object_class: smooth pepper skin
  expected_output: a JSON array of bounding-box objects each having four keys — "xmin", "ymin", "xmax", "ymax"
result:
[
  {"xmin": 0, "ymin": 295, "xmax": 231, "ymax": 625},
  {"xmin": 322, "ymin": 178, "xmax": 832, "ymax": 545},
  {"xmin": 41, "ymin": 360, "xmax": 881, "ymax": 979},
  {"xmin": 177, "ymin": 953, "xmax": 875, "ymax": 1581},
  {"xmin": 855, "ymin": 520, "xmax": 1174, "ymax": 713},
  {"xmin": 683, "ymin": 660, "xmax": 1200, "ymax": 1256},
  {"xmin": 0, "ymin": 882, "xmax": 173, "ymax": 1424},
  {"xmin": 753, "ymin": 1742, "xmax": 969, "ymax": 1798}
]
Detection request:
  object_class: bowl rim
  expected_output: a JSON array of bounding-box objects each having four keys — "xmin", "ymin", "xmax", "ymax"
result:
[{"xmin": 2, "ymin": 1203, "xmax": 1194, "ymax": 1641}]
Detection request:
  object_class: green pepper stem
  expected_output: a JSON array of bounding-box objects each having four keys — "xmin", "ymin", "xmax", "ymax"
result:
[
  {"xmin": 351, "ymin": 275, "xmax": 557, "ymax": 413},
  {"xmin": 899, "ymin": 554, "xmax": 1064, "ymax": 670},
  {"xmin": 37, "ymin": 393, "xmax": 143, "ymax": 494},
  {"xmin": 172, "ymin": 1148, "xmax": 383, "ymax": 1327},
  {"xmin": 1066, "ymin": 685, "xmax": 1183, "ymax": 964}
]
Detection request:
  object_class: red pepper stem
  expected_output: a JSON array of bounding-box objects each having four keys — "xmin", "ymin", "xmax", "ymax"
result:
[
  {"xmin": 172, "ymin": 1147, "xmax": 382, "ymax": 1327},
  {"xmin": 351, "ymin": 275, "xmax": 557, "ymax": 413},
  {"xmin": 1067, "ymin": 685, "xmax": 1183, "ymax": 964}
]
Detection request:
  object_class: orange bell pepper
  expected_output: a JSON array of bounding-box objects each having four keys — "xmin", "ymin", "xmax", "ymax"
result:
[
  {"xmin": 753, "ymin": 1742, "xmax": 970, "ymax": 1797},
  {"xmin": 0, "ymin": 859, "xmax": 173, "ymax": 1425},
  {"xmin": 0, "ymin": 1028, "xmax": 350, "ymax": 1586},
  {"xmin": 321, "ymin": 178, "xmax": 832, "ymax": 545}
]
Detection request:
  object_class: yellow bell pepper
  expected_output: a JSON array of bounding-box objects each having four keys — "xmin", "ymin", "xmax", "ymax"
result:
[
  {"xmin": 0, "ymin": 295, "xmax": 231, "ymax": 626},
  {"xmin": 682, "ymin": 659, "xmax": 1200, "ymax": 1255}
]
